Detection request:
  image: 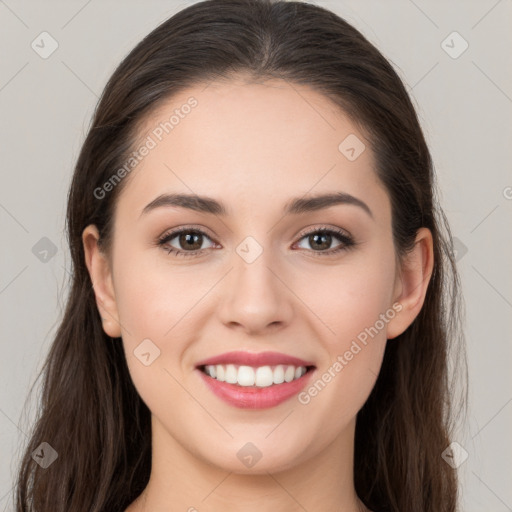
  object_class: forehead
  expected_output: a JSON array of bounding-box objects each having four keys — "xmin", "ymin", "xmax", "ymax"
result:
[{"xmin": 116, "ymin": 77, "xmax": 389, "ymax": 223}]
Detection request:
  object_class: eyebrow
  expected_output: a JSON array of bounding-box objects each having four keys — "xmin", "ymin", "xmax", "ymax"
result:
[{"xmin": 140, "ymin": 191, "xmax": 373, "ymax": 219}]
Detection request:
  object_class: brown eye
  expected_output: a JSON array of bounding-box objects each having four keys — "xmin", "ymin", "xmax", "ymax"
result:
[
  {"xmin": 295, "ymin": 227, "xmax": 355, "ymax": 255},
  {"xmin": 176, "ymin": 231, "xmax": 203, "ymax": 251},
  {"xmin": 158, "ymin": 228, "xmax": 215, "ymax": 257}
]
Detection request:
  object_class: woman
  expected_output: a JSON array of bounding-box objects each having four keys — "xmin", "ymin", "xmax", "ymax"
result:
[{"xmin": 14, "ymin": 0, "xmax": 466, "ymax": 510}]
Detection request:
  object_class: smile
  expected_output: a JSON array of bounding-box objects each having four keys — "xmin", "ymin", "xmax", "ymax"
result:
[
  {"xmin": 200, "ymin": 363, "xmax": 312, "ymax": 387},
  {"xmin": 196, "ymin": 364, "xmax": 316, "ymax": 409}
]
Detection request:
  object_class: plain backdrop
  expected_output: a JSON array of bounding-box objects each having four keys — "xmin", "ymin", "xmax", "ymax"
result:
[{"xmin": 1, "ymin": 1, "xmax": 511, "ymax": 511}]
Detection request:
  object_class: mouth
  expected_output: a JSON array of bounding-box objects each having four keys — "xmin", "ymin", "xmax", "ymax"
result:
[
  {"xmin": 195, "ymin": 363, "xmax": 317, "ymax": 409},
  {"xmin": 197, "ymin": 363, "xmax": 316, "ymax": 387}
]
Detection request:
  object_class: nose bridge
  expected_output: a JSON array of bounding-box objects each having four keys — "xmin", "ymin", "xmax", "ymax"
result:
[
  {"xmin": 233, "ymin": 232, "xmax": 282, "ymax": 302},
  {"xmin": 217, "ymin": 231, "xmax": 293, "ymax": 333}
]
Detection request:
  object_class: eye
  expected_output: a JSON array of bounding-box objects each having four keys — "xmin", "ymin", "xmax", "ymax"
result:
[
  {"xmin": 157, "ymin": 225, "xmax": 356, "ymax": 258},
  {"xmin": 293, "ymin": 226, "xmax": 356, "ymax": 256},
  {"xmin": 157, "ymin": 226, "xmax": 216, "ymax": 257}
]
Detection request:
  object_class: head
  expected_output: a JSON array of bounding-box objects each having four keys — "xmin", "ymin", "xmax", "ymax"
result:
[{"xmin": 15, "ymin": 1, "xmax": 465, "ymax": 511}]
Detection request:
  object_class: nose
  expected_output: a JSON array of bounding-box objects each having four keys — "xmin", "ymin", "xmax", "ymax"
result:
[{"xmin": 216, "ymin": 243, "xmax": 294, "ymax": 335}]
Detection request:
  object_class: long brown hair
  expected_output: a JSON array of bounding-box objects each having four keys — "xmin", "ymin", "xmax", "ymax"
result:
[{"xmin": 13, "ymin": 0, "xmax": 466, "ymax": 510}]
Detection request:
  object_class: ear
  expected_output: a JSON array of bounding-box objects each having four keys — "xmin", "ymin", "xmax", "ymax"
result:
[
  {"xmin": 386, "ymin": 227, "xmax": 434, "ymax": 340},
  {"xmin": 82, "ymin": 224, "xmax": 122, "ymax": 338}
]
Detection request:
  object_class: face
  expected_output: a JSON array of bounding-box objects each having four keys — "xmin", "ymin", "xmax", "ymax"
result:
[{"xmin": 84, "ymin": 76, "xmax": 431, "ymax": 475}]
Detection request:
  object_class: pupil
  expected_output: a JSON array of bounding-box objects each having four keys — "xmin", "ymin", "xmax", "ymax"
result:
[
  {"xmin": 181, "ymin": 232, "xmax": 201, "ymax": 250},
  {"xmin": 311, "ymin": 233, "xmax": 330, "ymax": 250}
]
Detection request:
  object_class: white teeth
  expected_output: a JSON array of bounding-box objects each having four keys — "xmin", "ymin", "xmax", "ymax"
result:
[
  {"xmin": 255, "ymin": 366, "xmax": 273, "ymax": 387},
  {"xmin": 225, "ymin": 364, "xmax": 238, "ymax": 384},
  {"xmin": 284, "ymin": 365, "xmax": 296, "ymax": 382},
  {"xmin": 273, "ymin": 365, "xmax": 285, "ymax": 384},
  {"xmin": 203, "ymin": 364, "xmax": 309, "ymax": 386},
  {"xmin": 237, "ymin": 365, "xmax": 255, "ymax": 386}
]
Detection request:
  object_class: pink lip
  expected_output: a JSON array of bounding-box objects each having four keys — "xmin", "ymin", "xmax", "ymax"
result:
[
  {"xmin": 195, "ymin": 350, "xmax": 315, "ymax": 368},
  {"xmin": 196, "ymin": 366, "xmax": 316, "ymax": 409}
]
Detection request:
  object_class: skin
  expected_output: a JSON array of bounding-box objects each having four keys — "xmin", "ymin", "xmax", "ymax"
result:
[{"xmin": 83, "ymin": 76, "xmax": 433, "ymax": 512}]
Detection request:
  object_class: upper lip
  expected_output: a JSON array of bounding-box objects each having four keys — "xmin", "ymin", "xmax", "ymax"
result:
[{"xmin": 195, "ymin": 351, "xmax": 315, "ymax": 368}]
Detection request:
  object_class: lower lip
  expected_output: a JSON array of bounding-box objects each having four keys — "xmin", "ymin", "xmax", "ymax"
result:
[{"xmin": 196, "ymin": 367, "xmax": 316, "ymax": 409}]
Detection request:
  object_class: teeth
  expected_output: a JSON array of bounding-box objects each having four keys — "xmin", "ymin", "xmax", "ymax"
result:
[
  {"xmin": 284, "ymin": 365, "xmax": 296, "ymax": 383},
  {"xmin": 225, "ymin": 364, "xmax": 238, "ymax": 384},
  {"xmin": 255, "ymin": 366, "xmax": 273, "ymax": 387},
  {"xmin": 202, "ymin": 364, "xmax": 308, "ymax": 387}
]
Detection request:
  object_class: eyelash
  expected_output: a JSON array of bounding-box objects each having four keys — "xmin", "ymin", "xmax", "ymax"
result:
[{"xmin": 157, "ymin": 225, "xmax": 356, "ymax": 258}]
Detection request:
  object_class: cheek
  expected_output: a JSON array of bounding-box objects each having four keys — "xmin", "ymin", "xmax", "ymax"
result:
[
  {"xmin": 298, "ymin": 249, "xmax": 396, "ymax": 345},
  {"xmin": 112, "ymin": 249, "xmax": 217, "ymax": 388},
  {"xmin": 113, "ymin": 249, "xmax": 198, "ymax": 339},
  {"xmin": 295, "ymin": 250, "xmax": 394, "ymax": 412},
  {"xmin": 112, "ymin": 256, "xmax": 193, "ymax": 412}
]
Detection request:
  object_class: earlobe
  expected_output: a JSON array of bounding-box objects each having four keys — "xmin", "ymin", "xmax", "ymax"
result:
[
  {"xmin": 386, "ymin": 227, "xmax": 434, "ymax": 340},
  {"xmin": 82, "ymin": 225, "xmax": 122, "ymax": 338}
]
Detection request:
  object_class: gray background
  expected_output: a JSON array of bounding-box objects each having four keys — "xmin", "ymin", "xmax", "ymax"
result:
[{"xmin": 1, "ymin": 0, "xmax": 511, "ymax": 510}]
